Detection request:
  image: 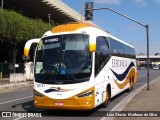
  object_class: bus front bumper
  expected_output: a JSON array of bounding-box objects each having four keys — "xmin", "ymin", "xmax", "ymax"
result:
[
  {"xmin": 34, "ymin": 88, "xmax": 95, "ymax": 110},
  {"xmin": 34, "ymin": 97, "xmax": 94, "ymax": 110}
]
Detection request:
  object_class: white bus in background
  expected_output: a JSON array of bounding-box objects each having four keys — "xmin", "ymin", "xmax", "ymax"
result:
[
  {"xmin": 24, "ymin": 22, "xmax": 137, "ymax": 110},
  {"xmin": 152, "ymin": 62, "xmax": 160, "ymax": 70}
]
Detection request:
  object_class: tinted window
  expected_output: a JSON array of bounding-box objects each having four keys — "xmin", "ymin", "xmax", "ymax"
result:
[
  {"xmin": 35, "ymin": 34, "xmax": 92, "ymax": 84},
  {"xmin": 109, "ymin": 37, "xmax": 136, "ymax": 58},
  {"xmin": 95, "ymin": 37, "xmax": 110, "ymax": 75}
]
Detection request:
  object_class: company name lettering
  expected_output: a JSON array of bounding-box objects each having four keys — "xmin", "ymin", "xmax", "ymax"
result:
[{"xmin": 112, "ymin": 59, "xmax": 127, "ymax": 68}]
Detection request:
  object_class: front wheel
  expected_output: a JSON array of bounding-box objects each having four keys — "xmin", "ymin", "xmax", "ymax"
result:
[{"xmin": 101, "ymin": 89, "xmax": 110, "ymax": 108}]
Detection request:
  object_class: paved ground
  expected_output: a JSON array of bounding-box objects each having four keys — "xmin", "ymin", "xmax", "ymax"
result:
[
  {"xmin": 114, "ymin": 76, "xmax": 160, "ymax": 120},
  {"xmin": 0, "ymin": 70, "xmax": 160, "ymax": 120},
  {"xmin": 0, "ymin": 80, "xmax": 33, "ymax": 93}
]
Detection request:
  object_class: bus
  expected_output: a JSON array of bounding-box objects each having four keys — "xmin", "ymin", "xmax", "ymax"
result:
[
  {"xmin": 24, "ymin": 22, "xmax": 137, "ymax": 110},
  {"xmin": 152, "ymin": 62, "xmax": 160, "ymax": 70}
]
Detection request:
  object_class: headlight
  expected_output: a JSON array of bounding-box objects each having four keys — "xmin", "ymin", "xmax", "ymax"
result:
[
  {"xmin": 77, "ymin": 91, "xmax": 93, "ymax": 98},
  {"xmin": 34, "ymin": 90, "xmax": 43, "ymax": 97}
]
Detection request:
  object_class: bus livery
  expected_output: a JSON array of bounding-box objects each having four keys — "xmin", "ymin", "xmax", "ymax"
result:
[{"xmin": 24, "ymin": 22, "xmax": 137, "ymax": 110}]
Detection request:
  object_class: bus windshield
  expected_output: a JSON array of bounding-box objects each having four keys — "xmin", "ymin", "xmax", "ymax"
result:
[{"xmin": 34, "ymin": 34, "xmax": 92, "ymax": 84}]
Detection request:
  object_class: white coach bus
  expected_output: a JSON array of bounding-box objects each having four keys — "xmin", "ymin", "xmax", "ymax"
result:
[{"xmin": 24, "ymin": 22, "xmax": 137, "ymax": 110}]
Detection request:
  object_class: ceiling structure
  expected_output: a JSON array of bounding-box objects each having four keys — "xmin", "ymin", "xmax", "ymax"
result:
[{"xmin": 2, "ymin": 0, "xmax": 85, "ymax": 24}]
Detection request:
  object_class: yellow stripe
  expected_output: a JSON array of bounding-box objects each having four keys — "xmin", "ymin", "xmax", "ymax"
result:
[{"xmin": 114, "ymin": 68, "xmax": 137, "ymax": 89}]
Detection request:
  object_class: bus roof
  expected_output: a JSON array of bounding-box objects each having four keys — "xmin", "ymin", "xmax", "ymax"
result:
[
  {"xmin": 51, "ymin": 22, "xmax": 96, "ymax": 33},
  {"xmin": 50, "ymin": 22, "xmax": 134, "ymax": 49}
]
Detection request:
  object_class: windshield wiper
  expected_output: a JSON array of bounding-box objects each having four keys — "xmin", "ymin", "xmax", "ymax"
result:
[{"xmin": 69, "ymin": 74, "xmax": 77, "ymax": 81}]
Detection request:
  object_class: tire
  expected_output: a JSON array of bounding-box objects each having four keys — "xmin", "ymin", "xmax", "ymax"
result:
[
  {"xmin": 101, "ymin": 89, "xmax": 110, "ymax": 108},
  {"xmin": 128, "ymin": 78, "xmax": 134, "ymax": 92}
]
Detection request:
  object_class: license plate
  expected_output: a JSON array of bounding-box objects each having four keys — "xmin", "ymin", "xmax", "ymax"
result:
[{"xmin": 54, "ymin": 102, "xmax": 64, "ymax": 106}]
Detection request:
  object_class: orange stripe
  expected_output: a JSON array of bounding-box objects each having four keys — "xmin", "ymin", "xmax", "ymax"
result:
[{"xmin": 51, "ymin": 22, "xmax": 95, "ymax": 33}]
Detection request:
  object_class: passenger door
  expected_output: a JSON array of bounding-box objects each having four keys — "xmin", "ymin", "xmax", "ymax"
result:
[{"xmin": 94, "ymin": 36, "xmax": 110, "ymax": 106}]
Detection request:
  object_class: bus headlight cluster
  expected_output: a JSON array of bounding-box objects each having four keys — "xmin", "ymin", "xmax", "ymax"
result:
[
  {"xmin": 34, "ymin": 90, "xmax": 43, "ymax": 97},
  {"xmin": 77, "ymin": 91, "xmax": 93, "ymax": 98}
]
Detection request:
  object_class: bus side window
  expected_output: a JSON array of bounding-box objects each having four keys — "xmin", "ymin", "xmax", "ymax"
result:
[{"xmin": 95, "ymin": 36, "xmax": 110, "ymax": 76}]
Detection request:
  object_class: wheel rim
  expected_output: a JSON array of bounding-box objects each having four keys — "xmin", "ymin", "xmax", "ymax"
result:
[
  {"xmin": 130, "ymin": 80, "xmax": 133, "ymax": 90},
  {"xmin": 106, "ymin": 90, "xmax": 109, "ymax": 103}
]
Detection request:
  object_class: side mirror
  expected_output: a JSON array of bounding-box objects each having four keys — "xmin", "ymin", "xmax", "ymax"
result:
[
  {"xmin": 24, "ymin": 38, "xmax": 40, "ymax": 57},
  {"xmin": 89, "ymin": 44, "xmax": 96, "ymax": 52},
  {"xmin": 89, "ymin": 35, "xmax": 96, "ymax": 52}
]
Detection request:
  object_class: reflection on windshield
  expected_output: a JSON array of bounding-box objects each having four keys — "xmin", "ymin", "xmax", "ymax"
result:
[{"xmin": 35, "ymin": 34, "xmax": 92, "ymax": 84}]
